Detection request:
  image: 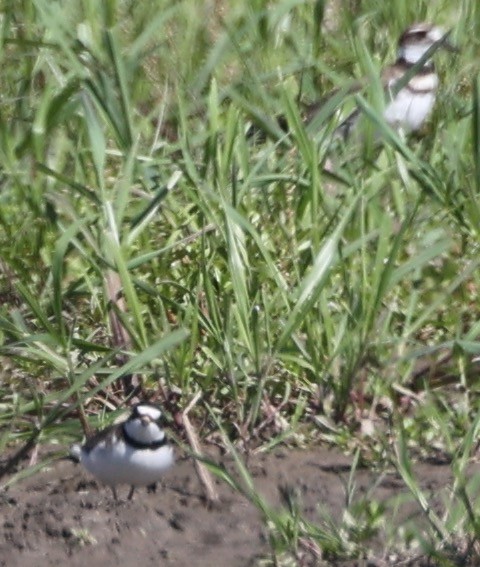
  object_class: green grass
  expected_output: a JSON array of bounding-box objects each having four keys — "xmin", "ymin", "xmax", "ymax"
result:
[{"xmin": 1, "ymin": 0, "xmax": 480, "ymax": 562}]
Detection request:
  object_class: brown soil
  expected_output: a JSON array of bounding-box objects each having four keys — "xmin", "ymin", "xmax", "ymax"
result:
[{"xmin": 0, "ymin": 446, "xmax": 459, "ymax": 567}]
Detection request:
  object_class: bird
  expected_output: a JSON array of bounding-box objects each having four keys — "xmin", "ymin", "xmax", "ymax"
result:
[
  {"xmin": 250, "ymin": 23, "xmax": 457, "ymax": 142},
  {"xmin": 69, "ymin": 402, "xmax": 174, "ymax": 501},
  {"xmin": 331, "ymin": 22, "xmax": 457, "ymax": 139}
]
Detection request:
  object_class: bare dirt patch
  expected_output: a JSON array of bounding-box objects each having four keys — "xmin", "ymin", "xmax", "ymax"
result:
[{"xmin": 0, "ymin": 446, "xmax": 458, "ymax": 566}]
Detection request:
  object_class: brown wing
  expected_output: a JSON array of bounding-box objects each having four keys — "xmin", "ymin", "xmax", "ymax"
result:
[
  {"xmin": 303, "ymin": 79, "xmax": 367, "ymax": 126},
  {"xmin": 81, "ymin": 424, "xmax": 121, "ymax": 454}
]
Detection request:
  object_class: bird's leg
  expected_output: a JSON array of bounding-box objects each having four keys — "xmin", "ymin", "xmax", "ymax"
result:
[
  {"xmin": 147, "ymin": 482, "xmax": 157, "ymax": 494},
  {"xmin": 111, "ymin": 486, "xmax": 118, "ymax": 501},
  {"xmin": 127, "ymin": 486, "xmax": 135, "ymax": 500}
]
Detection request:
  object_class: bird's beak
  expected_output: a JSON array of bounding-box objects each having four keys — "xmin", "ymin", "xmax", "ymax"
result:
[
  {"xmin": 443, "ymin": 39, "xmax": 459, "ymax": 53},
  {"xmin": 439, "ymin": 30, "xmax": 459, "ymax": 53},
  {"xmin": 140, "ymin": 416, "xmax": 152, "ymax": 426}
]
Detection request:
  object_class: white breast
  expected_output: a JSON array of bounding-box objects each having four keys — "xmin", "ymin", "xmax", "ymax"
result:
[
  {"xmin": 81, "ymin": 438, "xmax": 174, "ymax": 486},
  {"xmin": 384, "ymin": 75, "xmax": 438, "ymax": 132}
]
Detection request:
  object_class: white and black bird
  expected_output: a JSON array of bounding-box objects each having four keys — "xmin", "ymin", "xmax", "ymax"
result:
[
  {"xmin": 306, "ymin": 22, "xmax": 458, "ymax": 139},
  {"xmin": 249, "ymin": 23, "xmax": 457, "ymax": 142},
  {"xmin": 70, "ymin": 402, "xmax": 174, "ymax": 501}
]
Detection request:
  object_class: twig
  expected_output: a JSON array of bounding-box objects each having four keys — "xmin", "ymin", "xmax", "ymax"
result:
[
  {"xmin": 105, "ymin": 270, "xmax": 143, "ymax": 400},
  {"xmin": 182, "ymin": 391, "xmax": 219, "ymax": 504},
  {"xmin": 0, "ymin": 433, "xmax": 38, "ymax": 480}
]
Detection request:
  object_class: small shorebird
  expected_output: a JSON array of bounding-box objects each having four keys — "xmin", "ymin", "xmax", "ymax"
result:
[
  {"xmin": 248, "ymin": 23, "xmax": 457, "ymax": 142},
  {"xmin": 70, "ymin": 403, "xmax": 174, "ymax": 501},
  {"xmin": 306, "ymin": 22, "xmax": 457, "ymax": 139}
]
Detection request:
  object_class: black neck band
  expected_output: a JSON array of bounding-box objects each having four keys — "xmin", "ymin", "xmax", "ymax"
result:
[
  {"xmin": 122, "ymin": 425, "xmax": 168, "ymax": 450},
  {"xmin": 398, "ymin": 57, "xmax": 434, "ymax": 73}
]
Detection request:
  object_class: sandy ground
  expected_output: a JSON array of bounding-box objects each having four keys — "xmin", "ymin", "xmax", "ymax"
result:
[{"xmin": 0, "ymin": 445, "xmax": 461, "ymax": 566}]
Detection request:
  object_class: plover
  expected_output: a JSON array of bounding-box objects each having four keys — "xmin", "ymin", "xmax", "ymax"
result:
[
  {"xmin": 306, "ymin": 22, "xmax": 457, "ymax": 139},
  {"xmin": 249, "ymin": 23, "xmax": 457, "ymax": 142},
  {"xmin": 70, "ymin": 402, "xmax": 174, "ymax": 500}
]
